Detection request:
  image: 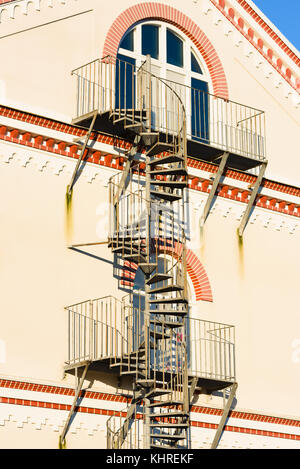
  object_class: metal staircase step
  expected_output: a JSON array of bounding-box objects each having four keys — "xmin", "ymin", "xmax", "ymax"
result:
[
  {"xmin": 136, "ymin": 379, "xmax": 155, "ymax": 388},
  {"xmin": 149, "ymin": 297, "xmax": 188, "ymax": 304},
  {"xmin": 150, "ymin": 411, "xmax": 188, "ymax": 418},
  {"xmin": 150, "ymin": 190, "xmax": 182, "ymax": 202},
  {"xmin": 139, "ymin": 263, "xmax": 157, "ymax": 275},
  {"xmin": 149, "ymin": 154, "xmax": 185, "ymax": 166},
  {"xmin": 123, "ymin": 254, "xmax": 147, "ymax": 264},
  {"xmin": 140, "ymin": 132, "xmax": 159, "ymax": 147},
  {"xmin": 147, "ymin": 142, "xmax": 174, "ymax": 157},
  {"xmin": 150, "ymin": 423, "xmax": 189, "ymax": 429},
  {"xmin": 150, "ymin": 320, "xmax": 184, "ymax": 328},
  {"xmin": 150, "ymin": 180, "xmax": 187, "ymax": 189},
  {"xmin": 150, "ymin": 433, "xmax": 185, "ymax": 440},
  {"xmin": 150, "ymin": 168, "xmax": 187, "ymax": 177},
  {"xmin": 150, "ymin": 285, "xmax": 183, "ymax": 294},
  {"xmin": 148, "ymin": 400, "xmax": 184, "ymax": 408},
  {"xmin": 146, "ymin": 273, "xmax": 173, "ymax": 285},
  {"xmin": 150, "ymin": 310, "xmax": 187, "ymax": 317}
]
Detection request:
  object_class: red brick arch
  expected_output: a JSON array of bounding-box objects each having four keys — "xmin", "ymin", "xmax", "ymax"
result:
[
  {"xmin": 103, "ymin": 2, "xmax": 229, "ymax": 99},
  {"xmin": 122, "ymin": 247, "xmax": 213, "ymax": 303}
]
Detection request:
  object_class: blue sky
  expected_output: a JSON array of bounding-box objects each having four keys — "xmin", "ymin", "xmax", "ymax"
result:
[{"xmin": 253, "ymin": 0, "xmax": 300, "ymax": 51}]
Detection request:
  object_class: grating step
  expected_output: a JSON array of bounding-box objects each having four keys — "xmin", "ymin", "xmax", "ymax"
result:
[
  {"xmin": 140, "ymin": 132, "xmax": 159, "ymax": 147},
  {"xmin": 150, "ymin": 320, "xmax": 184, "ymax": 328},
  {"xmin": 151, "ymin": 180, "xmax": 187, "ymax": 189},
  {"xmin": 150, "ymin": 423, "xmax": 189, "ymax": 429},
  {"xmin": 123, "ymin": 254, "xmax": 147, "ymax": 264},
  {"xmin": 147, "ymin": 273, "xmax": 173, "ymax": 285},
  {"xmin": 139, "ymin": 263, "xmax": 157, "ymax": 275},
  {"xmin": 150, "ymin": 433, "xmax": 185, "ymax": 440},
  {"xmin": 151, "ymin": 285, "xmax": 183, "ymax": 294},
  {"xmin": 149, "ymin": 154, "xmax": 185, "ymax": 167},
  {"xmin": 150, "ymin": 411, "xmax": 188, "ymax": 418},
  {"xmin": 150, "ymin": 168, "xmax": 187, "ymax": 177},
  {"xmin": 149, "ymin": 297, "xmax": 188, "ymax": 304},
  {"xmin": 150, "ymin": 310, "xmax": 187, "ymax": 317},
  {"xmin": 136, "ymin": 379, "xmax": 155, "ymax": 388},
  {"xmin": 147, "ymin": 142, "xmax": 174, "ymax": 157},
  {"xmin": 150, "ymin": 190, "xmax": 182, "ymax": 202},
  {"xmin": 148, "ymin": 400, "xmax": 184, "ymax": 408}
]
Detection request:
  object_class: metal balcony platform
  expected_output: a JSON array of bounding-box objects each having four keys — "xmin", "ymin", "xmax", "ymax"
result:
[
  {"xmin": 72, "ymin": 110, "xmax": 266, "ymax": 172},
  {"xmin": 64, "ymin": 357, "xmax": 234, "ymax": 393}
]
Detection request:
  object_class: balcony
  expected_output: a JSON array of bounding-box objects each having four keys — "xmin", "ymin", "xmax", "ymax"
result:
[
  {"xmin": 64, "ymin": 296, "xmax": 236, "ymax": 392},
  {"xmin": 71, "ymin": 56, "xmax": 266, "ymax": 171}
]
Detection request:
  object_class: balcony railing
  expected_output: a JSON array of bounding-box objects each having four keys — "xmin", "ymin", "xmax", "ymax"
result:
[
  {"xmin": 65, "ymin": 296, "xmax": 236, "ymax": 383},
  {"xmin": 72, "ymin": 56, "xmax": 266, "ymax": 161}
]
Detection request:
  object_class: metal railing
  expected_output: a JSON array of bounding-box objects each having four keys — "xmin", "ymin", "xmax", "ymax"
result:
[
  {"xmin": 72, "ymin": 56, "xmax": 266, "ymax": 161},
  {"xmin": 65, "ymin": 296, "xmax": 236, "ymax": 382},
  {"xmin": 106, "ymin": 408, "xmax": 143, "ymax": 449}
]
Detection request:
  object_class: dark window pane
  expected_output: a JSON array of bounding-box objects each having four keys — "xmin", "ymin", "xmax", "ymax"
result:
[
  {"xmin": 191, "ymin": 52, "xmax": 202, "ymax": 74},
  {"xmin": 142, "ymin": 25, "xmax": 159, "ymax": 59},
  {"xmin": 119, "ymin": 30, "xmax": 134, "ymax": 52},
  {"xmin": 115, "ymin": 54, "xmax": 136, "ymax": 110},
  {"xmin": 167, "ymin": 29, "xmax": 183, "ymax": 68},
  {"xmin": 191, "ymin": 78, "xmax": 209, "ymax": 143}
]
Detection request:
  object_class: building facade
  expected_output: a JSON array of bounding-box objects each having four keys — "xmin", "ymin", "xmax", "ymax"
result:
[{"xmin": 0, "ymin": 0, "xmax": 299, "ymax": 449}]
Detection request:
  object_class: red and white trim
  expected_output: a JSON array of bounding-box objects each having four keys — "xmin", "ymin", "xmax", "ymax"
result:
[
  {"xmin": 121, "ymin": 248, "xmax": 213, "ymax": 303},
  {"xmin": 0, "ymin": 379, "xmax": 299, "ymax": 443},
  {"xmin": 1, "ymin": 105, "xmax": 299, "ymax": 219}
]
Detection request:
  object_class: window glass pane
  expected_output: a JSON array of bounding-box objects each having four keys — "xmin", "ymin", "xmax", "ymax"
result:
[
  {"xmin": 142, "ymin": 25, "xmax": 159, "ymax": 59},
  {"xmin": 119, "ymin": 30, "xmax": 134, "ymax": 52},
  {"xmin": 167, "ymin": 29, "xmax": 183, "ymax": 68},
  {"xmin": 191, "ymin": 52, "xmax": 202, "ymax": 74}
]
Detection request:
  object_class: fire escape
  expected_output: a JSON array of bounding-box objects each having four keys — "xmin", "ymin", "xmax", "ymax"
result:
[{"xmin": 59, "ymin": 55, "xmax": 267, "ymax": 449}]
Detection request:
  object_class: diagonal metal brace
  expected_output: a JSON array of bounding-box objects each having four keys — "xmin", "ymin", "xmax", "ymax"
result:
[
  {"xmin": 67, "ymin": 111, "xmax": 98, "ymax": 196},
  {"xmin": 200, "ymin": 152, "xmax": 229, "ymax": 228},
  {"xmin": 211, "ymin": 382, "xmax": 238, "ymax": 449},
  {"xmin": 238, "ymin": 162, "xmax": 267, "ymax": 237},
  {"xmin": 59, "ymin": 362, "xmax": 90, "ymax": 449},
  {"xmin": 114, "ymin": 388, "xmax": 145, "ymax": 449},
  {"xmin": 113, "ymin": 134, "xmax": 142, "ymax": 206}
]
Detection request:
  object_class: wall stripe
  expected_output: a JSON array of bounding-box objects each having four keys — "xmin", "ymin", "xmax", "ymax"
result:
[{"xmin": 1, "ymin": 379, "xmax": 299, "ymax": 429}]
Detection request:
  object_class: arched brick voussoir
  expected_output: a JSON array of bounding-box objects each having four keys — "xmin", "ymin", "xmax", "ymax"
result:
[
  {"xmin": 103, "ymin": 2, "xmax": 229, "ymax": 99},
  {"xmin": 121, "ymin": 247, "xmax": 213, "ymax": 303}
]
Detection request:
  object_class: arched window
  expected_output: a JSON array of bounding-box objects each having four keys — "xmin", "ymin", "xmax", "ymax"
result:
[{"xmin": 117, "ymin": 21, "xmax": 209, "ymax": 142}]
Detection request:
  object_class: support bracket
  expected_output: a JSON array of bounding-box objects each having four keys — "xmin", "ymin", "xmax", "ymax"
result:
[
  {"xmin": 200, "ymin": 152, "xmax": 229, "ymax": 227},
  {"xmin": 67, "ymin": 111, "xmax": 98, "ymax": 196},
  {"xmin": 113, "ymin": 134, "xmax": 142, "ymax": 206},
  {"xmin": 59, "ymin": 362, "xmax": 90, "ymax": 449},
  {"xmin": 238, "ymin": 162, "xmax": 267, "ymax": 237},
  {"xmin": 210, "ymin": 382, "xmax": 238, "ymax": 449}
]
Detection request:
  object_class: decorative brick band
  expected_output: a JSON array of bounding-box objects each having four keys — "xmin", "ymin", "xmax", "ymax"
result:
[
  {"xmin": 210, "ymin": 0, "xmax": 300, "ymax": 93},
  {"xmin": 1, "ymin": 379, "xmax": 300, "ymax": 429},
  {"xmin": 1, "ymin": 394, "xmax": 300, "ymax": 442},
  {"xmin": 1, "ymin": 113, "xmax": 299, "ymax": 218},
  {"xmin": 102, "ymin": 2, "xmax": 229, "ymax": 99},
  {"xmin": 121, "ymin": 245, "xmax": 213, "ymax": 302}
]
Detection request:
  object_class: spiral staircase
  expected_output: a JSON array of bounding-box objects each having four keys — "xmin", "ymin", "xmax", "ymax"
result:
[
  {"xmin": 60, "ymin": 55, "xmax": 244, "ymax": 449},
  {"xmin": 105, "ymin": 57, "xmax": 190, "ymax": 449}
]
